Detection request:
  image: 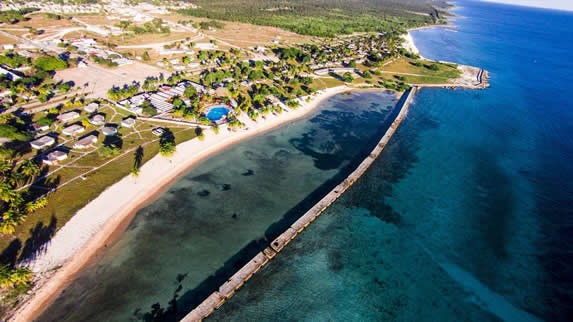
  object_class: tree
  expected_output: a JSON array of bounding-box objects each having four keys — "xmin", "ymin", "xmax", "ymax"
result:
[
  {"xmin": 159, "ymin": 131, "xmax": 176, "ymax": 157},
  {"xmin": 34, "ymin": 56, "xmax": 68, "ymax": 71},
  {"xmin": 159, "ymin": 140, "xmax": 176, "ymax": 157},
  {"xmin": 142, "ymin": 51, "xmax": 151, "ymax": 61},
  {"xmin": 0, "ymin": 265, "xmax": 33, "ymax": 289},
  {"xmin": 342, "ymin": 72, "xmax": 354, "ymax": 83},
  {"xmin": 141, "ymin": 100, "xmax": 157, "ymax": 116},
  {"xmin": 18, "ymin": 160, "xmax": 40, "ymax": 184},
  {"xmin": 25, "ymin": 197, "xmax": 48, "ymax": 213},
  {"xmin": 183, "ymin": 86, "xmax": 196, "ymax": 99}
]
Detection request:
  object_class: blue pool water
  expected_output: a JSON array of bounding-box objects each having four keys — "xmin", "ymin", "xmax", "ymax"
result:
[{"xmin": 205, "ymin": 106, "xmax": 231, "ymax": 121}]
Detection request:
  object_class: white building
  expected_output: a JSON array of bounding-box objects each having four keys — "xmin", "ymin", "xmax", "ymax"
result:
[
  {"xmin": 57, "ymin": 111, "xmax": 80, "ymax": 123},
  {"xmin": 73, "ymin": 135, "xmax": 98, "ymax": 149},
  {"xmin": 84, "ymin": 102, "xmax": 99, "ymax": 113},
  {"xmin": 62, "ymin": 124, "xmax": 85, "ymax": 136},
  {"xmin": 30, "ymin": 136, "xmax": 55, "ymax": 150},
  {"xmin": 43, "ymin": 150, "xmax": 68, "ymax": 165}
]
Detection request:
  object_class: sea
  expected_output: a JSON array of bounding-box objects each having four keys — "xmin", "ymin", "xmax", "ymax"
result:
[
  {"xmin": 37, "ymin": 90, "xmax": 401, "ymax": 321},
  {"xmin": 38, "ymin": 0, "xmax": 573, "ymax": 321}
]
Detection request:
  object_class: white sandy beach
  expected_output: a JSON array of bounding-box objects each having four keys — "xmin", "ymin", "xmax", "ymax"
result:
[
  {"xmin": 10, "ymin": 85, "xmax": 350, "ymax": 322},
  {"xmin": 401, "ymin": 31, "xmax": 425, "ymax": 60}
]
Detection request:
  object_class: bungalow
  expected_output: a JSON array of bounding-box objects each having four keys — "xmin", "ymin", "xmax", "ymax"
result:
[
  {"xmin": 30, "ymin": 122, "xmax": 50, "ymax": 133},
  {"xmin": 151, "ymin": 127, "xmax": 164, "ymax": 136},
  {"xmin": 43, "ymin": 150, "xmax": 68, "ymax": 165},
  {"xmin": 30, "ymin": 136, "xmax": 55, "ymax": 150},
  {"xmin": 194, "ymin": 43, "xmax": 217, "ymax": 50},
  {"xmin": 84, "ymin": 102, "xmax": 99, "ymax": 113},
  {"xmin": 73, "ymin": 134, "xmax": 98, "ymax": 149},
  {"xmin": 62, "ymin": 124, "xmax": 85, "ymax": 136},
  {"xmin": 0, "ymin": 66, "xmax": 20, "ymax": 80},
  {"xmin": 57, "ymin": 111, "xmax": 80, "ymax": 123},
  {"xmin": 102, "ymin": 126, "xmax": 117, "ymax": 136},
  {"xmin": 89, "ymin": 114, "xmax": 105, "ymax": 125},
  {"xmin": 121, "ymin": 117, "xmax": 136, "ymax": 128}
]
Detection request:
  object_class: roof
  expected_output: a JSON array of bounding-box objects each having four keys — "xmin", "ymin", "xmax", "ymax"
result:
[
  {"xmin": 63, "ymin": 124, "xmax": 85, "ymax": 135},
  {"xmin": 30, "ymin": 136, "xmax": 55, "ymax": 149},
  {"xmin": 57, "ymin": 111, "xmax": 80, "ymax": 122},
  {"xmin": 121, "ymin": 117, "xmax": 136, "ymax": 127},
  {"xmin": 84, "ymin": 102, "xmax": 99, "ymax": 112},
  {"xmin": 90, "ymin": 114, "xmax": 105, "ymax": 125},
  {"xmin": 74, "ymin": 135, "xmax": 98, "ymax": 148},
  {"xmin": 102, "ymin": 126, "xmax": 118, "ymax": 136}
]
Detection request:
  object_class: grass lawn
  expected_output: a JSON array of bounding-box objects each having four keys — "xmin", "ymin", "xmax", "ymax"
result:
[
  {"xmin": 310, "ymin": 77, "xmax": 345, "ymax": 91},
  {"xmin": 0, "ymin": 121, "xmax": 198, "ymax": 258},
  {"xmin": 381, "ymin": 57, "xmax": 460, "ymax": 79}
]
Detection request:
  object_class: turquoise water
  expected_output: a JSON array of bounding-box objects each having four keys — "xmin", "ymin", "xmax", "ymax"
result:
[
  {"xmin": 210, "ymin": 1, "xmax": 573, "ymax": 321},
  {"xmin": 38, "ymin": 91, "xmax": 400, "ymax": 321},
  {"xmin": 206, "ymin": 106, "xmax": 231, "ymax": 121}
]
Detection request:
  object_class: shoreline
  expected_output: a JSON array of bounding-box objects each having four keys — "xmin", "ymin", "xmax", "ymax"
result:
[
  {"xmin": 8, "ymin": 85, "xmax": 350, "ymax": 322},
  {"xmin": 182, "ymin": 86, "xmax": 419, "ymax": 321}
]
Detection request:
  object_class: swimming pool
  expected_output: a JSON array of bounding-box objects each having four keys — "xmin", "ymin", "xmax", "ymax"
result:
[{"xmin": 205, "ymin": 106, "xmax": 231, "ymax": 122}]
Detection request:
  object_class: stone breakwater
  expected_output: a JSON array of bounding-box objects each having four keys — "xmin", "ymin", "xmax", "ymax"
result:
[{"xmin": 181, "ymin": 86, "xmax": 419, "ymax": 322}]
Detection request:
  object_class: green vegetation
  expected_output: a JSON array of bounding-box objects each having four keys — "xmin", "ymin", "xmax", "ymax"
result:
[
  {"xmin": 97, "ymin": 144, "xmax": 122, "ymax": 159},
  {"xmin": 179, "ymin": 0, "xmax": 447, "ymax": 37},
  {"xmin": 107, "ymin": 83, "xmax": 141, "ymax": 101},
  {"xmin": 120, "ymin": 18, "xmax": 171, "ymax": 34},
  {"xmin": 0, "ymin": 265, "xmax": 32, "ymax": 289},
  {"xmin": 0, "ymin": 8, "xmax": 39, "ymax": 24},
  {"xmin": 341, "ymin": 72, "xmax": 355, "ymax": 83},
  {"xmin": 0, "ymin": 52, "xmax": 31, "ymax": 69},
  {"xmin": 90, "ymin": 55, "xmax": 118, "ymax": 67},
  {"xmin": 0, "ymin": 159, "xmax": 47, "ymax": 235},
  {"xmin": 0, "ymin": 124, "xmax": 31, "ymax": 142},
  {"xmin": 159, "ymin": 132, "xmax": 176, "ymax": 157},
  {"xmin": 33, "ymin": 56, "xmax": 68, "ymax": 72},
  {"xmin": 199, "ymin": 20, "xmax": 225, "ymax": 30}
]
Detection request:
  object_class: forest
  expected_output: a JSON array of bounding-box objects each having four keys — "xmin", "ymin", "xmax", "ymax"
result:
[{"xmin": 179, "ymin": 0, "xmax": 449, "ymax": 37}]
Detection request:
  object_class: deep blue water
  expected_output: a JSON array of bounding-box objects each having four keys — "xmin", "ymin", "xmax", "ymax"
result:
[
  {"xmin": 210, "ymin": 1, "xmax": 573, "ymax": 321},
  {"xmin": 206, "ymin": 106, "xmax": 230, "ymax": 121}
]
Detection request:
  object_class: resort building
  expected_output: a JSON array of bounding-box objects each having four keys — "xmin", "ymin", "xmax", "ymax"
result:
[
  {"xmin": 73, "ymin": 135, "xmax": 98, "ymax": 149},
  {"xmin": 57, "ymin": 111, "xmax": 80, "ymax": 123},
  {"xmin": 30, "ymin": 122, "xmax": 50, "ymax": 133},
  {"xmin": 43, "ymin": 150, "xmax": 68, "ymax": 165},
  {"xmin": 62, "ymin": 124, "xmax": 86, "ymax": 136},
  {"xmin": 84, "ymin": 102, "xmax": 99, "ymax": 113},
  {"xmin": 89, "ymin": 114, "xmax": 105, "ymax": 126},
  {"xmin": 194, "ymin": 43, "xmax": 218, "ymax": 50},
  {"xmin": 0, "ymin": 66, "xmax": 20, "ymax": 80},
  {"xmin": 30, "ymin": 136, "xmax": 56, "ymax": 150},
  {"xmin": 102, "ymin": 126, "xmax": 118, "ymax": 136},
  {"xmin": 121, "ymin": 117, "xmax": 136, "ymax": 128},
  {"xmin": 151, "ymin": 127, "xmax": 164, "ymax": 136}
]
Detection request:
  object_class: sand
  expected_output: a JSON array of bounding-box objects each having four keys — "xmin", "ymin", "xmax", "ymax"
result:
[
  {"xmin": 8, "ymin": 85, "xmax": 349, "ymax": 322},
  {"xmin": 401, "ymin": 31, "xmax": 426, "ymax": 60}
]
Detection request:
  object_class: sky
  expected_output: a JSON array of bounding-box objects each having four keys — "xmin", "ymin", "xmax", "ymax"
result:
[{"xmin": 482, "ymin": 0, "xmax": 573, "ymax": 12}]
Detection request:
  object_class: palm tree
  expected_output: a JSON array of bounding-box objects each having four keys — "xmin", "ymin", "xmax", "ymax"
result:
[
  {"xmin": 25, "ymin": 197, "xmax": 48, "ymax": 213},
  {"xmin": 0, "ymin": 183, "xmax": 18, "ymax": 203},
  {"xmin": 18, "ymin": 160, "xmax": 40, "ymax": 183},
  {"xmin": 10, "ymin": 267, "xmax": 33, "ymax": 286},
  {"xmin": 0, "ymin": 212, "xmax": 23, "ymax": 235}
]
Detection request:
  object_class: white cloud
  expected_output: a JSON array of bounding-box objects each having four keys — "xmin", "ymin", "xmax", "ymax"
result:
[{"xmin": 482, "ymin": 0, "xmax": 573, "ymax": 12}]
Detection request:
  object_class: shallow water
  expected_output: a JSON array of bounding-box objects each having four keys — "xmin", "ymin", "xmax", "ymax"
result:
[
  {"xmin": 38, "ymin": 91, "xmax": 400, "ymax": 321},
  {"xmin": 210, "ymin": 1, "xmax": 573, "ymax": 321}
]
